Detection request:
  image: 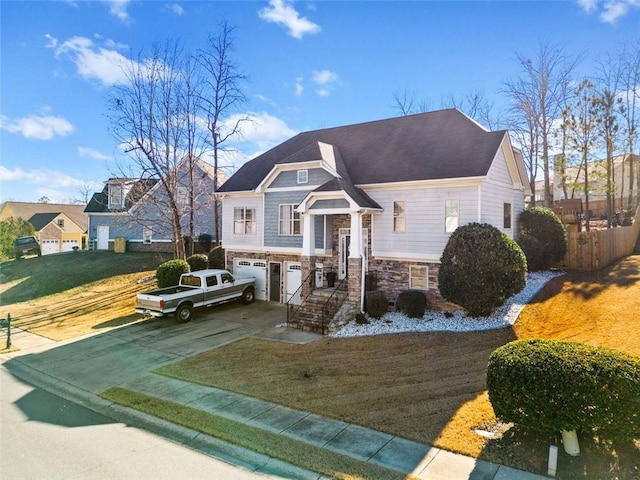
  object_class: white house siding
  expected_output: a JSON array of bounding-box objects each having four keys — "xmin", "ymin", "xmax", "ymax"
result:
[
  {"xmin": 220, "ymin": 194, "xmax": 263, "ymax": 249},
  {"xmin": 368, "ymin": 184, "xmax": 480, "ymax": 261},
  {"xmin": 480, "ymin": 147, "xmax": 525, "ymax": 237}
]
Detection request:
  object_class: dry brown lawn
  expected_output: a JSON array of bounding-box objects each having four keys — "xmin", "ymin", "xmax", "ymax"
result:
[{"xmin": 158, "ymin": 255, "xmax": 640, "ymax": 479}]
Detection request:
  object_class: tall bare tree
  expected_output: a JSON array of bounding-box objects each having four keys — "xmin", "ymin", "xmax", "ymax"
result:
[
  {"xmin": 197, "ymin": 21, "xmax": 248, "ymax": 246},
  {"xmin": 618, "ymin": 40, "xmax": 640, "ymax": 207},
  {"xmin": 108, "ymin": 40, "xmax": 195, "ymax": 258},
  {"xmin": 504, "ymin": 42, "xmax": 579, "ymax": 207},
  {"xmin": 564, "ymin": 79, "xmax": 602, "ymax": 231}
]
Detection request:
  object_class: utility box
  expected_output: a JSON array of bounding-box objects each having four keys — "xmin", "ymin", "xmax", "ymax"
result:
[{"xmin": 114, "ymin": 237, "xmax": 126, "ymax": 253}]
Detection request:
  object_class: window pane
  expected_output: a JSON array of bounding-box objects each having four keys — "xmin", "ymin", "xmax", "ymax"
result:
[
  {"xmin": 504, "ymin": 203, "xmax": 512, "ymax": 229},
  {"xmin": 445, "ymin": 199, "xmax": 459, "ymax": 233},
  {"xmin": 393, "ymin": 201, "xmax": 405, "ymax": 233},
  {"xmin": 410, "ymin": 265, "xmax": 428, "ymax": 290}
]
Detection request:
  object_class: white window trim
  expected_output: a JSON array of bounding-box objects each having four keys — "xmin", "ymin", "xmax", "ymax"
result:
[
  {"xmin": 503, "ymin": 202, "xmax": 512, "ymax": 230},
  {"xmin": 278, "ymin": 204, "xmax": 301, "ymax": 236},
  {"xmin": 409, "ymin": 265, "xmax": 429, "ymax": 291},
  {"xmin": 297, "ymin": 170, "xmax": 308, "ymax": 184},
  {"xmin": 143, "ymin": 226, "xmax": 153, "ymax": 244},
  {"xmin": 445, "ymin": 199, "xmax": 459, "ymax": 233},
  {"xmin": 393, "ymin": 200, "xmax": 406, "ymax": 233},
  {"xmin": 108, "ymin": 184, "xmax": 123, "ymax": 209},
  {"xmin": 234, "ymin": 207, "xmax": 256, "ymax": 235}
]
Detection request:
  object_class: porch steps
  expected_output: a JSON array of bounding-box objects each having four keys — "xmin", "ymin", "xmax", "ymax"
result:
[{"xmin": 288, "ymin": 289, "xmax": 358, "ymax": 335}]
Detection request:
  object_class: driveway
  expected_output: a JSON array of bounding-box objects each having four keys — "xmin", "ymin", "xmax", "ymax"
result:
[{"xmin": 3, "ymin": 301, "xmax": 319, "ymax": 395}]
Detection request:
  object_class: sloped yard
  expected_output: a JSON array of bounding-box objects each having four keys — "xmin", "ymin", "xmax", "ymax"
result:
[{"xmin": 158, "ymin": 255, "xmax": 640, "ymax": 479}]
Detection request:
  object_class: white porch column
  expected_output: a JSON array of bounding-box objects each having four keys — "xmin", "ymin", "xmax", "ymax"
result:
[
  {"xmin": 301, "ymin": 212, "xmax": 315, "ymax": 256},
  {"xmin": 349, "ymin": 211, "xmax": 362, "ymax": 258}
]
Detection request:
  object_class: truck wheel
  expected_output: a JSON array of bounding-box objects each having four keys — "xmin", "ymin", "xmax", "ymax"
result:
[
  {"xmin": 176, "ymin": 304, "xmax": 193, "ymax": 323},
  {"xmin": 241, "ymin": 287, "xmax": 255, "ymax": 304}
]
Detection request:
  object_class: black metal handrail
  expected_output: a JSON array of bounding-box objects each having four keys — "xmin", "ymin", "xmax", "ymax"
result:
[
  {"xmin": 286, "ymin": 268, "xmax": 316, "ymax": 324},
  {"xmin": 321, "ymin": 277, "xmax": 349, "ymax": 331}
]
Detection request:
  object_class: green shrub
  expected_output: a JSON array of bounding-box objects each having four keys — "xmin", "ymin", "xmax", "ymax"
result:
[
  {"xmin": 354, "ymin": 312, "xmax": 369, "ymax": 325},
  {"xmin": 438, "ymin": 223, "xmax": 527, "ymax": 317},
  {"xmin": 518, "ymin": 207, "xmax": 567, "ymax": 270},
  {"xmin": 516, "ymin": 233, "xmax": 543, "ymax": 271},
  {"xmin": 487, "ymin": 339, "xmax": 640, "ymax": 440},
  {"xmin": 198, "ymin": 233, "xmax": 213, "ymax": 253},
  {"xmin": 208, "ymin": 246, "xmax": 225, "ymax": 269},
  {"xmin": 187, "ymin": 254, "xmax": 208, "ymax": 272},
  {"xmin": 365, "ymin": 291, "xmax": 388, "ymax": 319},
  {"xmin": 156, "ymin": 259, "xmax": 190, "ymax": 288},
  {"xmin": 397, "ymin": 290, "xmax": 427, "ymax": 318}
]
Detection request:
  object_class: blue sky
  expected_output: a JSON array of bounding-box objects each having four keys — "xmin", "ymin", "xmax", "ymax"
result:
[{"xmin": 1, "ymin": 0, "xmax": 639, "ymax": 204}]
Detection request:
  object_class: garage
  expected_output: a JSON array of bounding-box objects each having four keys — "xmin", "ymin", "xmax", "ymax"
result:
[
  {"xmin": 234, "ymin": 259, "xmax": 267, "ymax": 300},
  {"xmin": 285, "ymin": 262, "xmax": 302, "ymax": 305},
  {"xmin": 40, "ymin": 239, "xmax": 59, "ymax": 255},
  {"xmin": 61, "ymin": 239, "xmax": 79, "ymax": 252}
]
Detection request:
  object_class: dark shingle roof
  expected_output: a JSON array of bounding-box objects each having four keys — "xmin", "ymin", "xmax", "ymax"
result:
[{"xmin": 219, "ymin": 109, "xmax": 506, "ymax": 193}]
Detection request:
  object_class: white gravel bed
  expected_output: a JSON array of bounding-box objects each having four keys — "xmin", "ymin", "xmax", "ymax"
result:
[{"xmin": 330, "ymin": 270, "xmax": 565, "ymax": 338}]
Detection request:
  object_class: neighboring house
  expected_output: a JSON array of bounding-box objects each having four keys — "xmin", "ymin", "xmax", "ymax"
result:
[
  {"xmin": 84, "ymin": 157, "xmax": 220, "ymax": 252},
  {"xmin": 0, "ymin": 202, "xmax": 88, "ymax": 254},
  {"xmin": 217, "ymin": 108, "xmax": 530, "ymax": 333}
]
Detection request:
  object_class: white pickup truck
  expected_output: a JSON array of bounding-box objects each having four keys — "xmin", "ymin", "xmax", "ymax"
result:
[{"xmin": 135, "ymin": 269, "xmax": 255, "ymax": 323}]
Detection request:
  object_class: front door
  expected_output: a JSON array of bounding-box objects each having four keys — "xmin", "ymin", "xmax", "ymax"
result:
[
  {"xmin": 339, "ymin": 228, "xmax": 351, "ymax": 280},
  {"xmin": 269, "ymin": 262, "xmax": 282, "ymax": 302},
  {"xmin": 97, "ymin": 225, "xmax": 109, "ymax": 250}
]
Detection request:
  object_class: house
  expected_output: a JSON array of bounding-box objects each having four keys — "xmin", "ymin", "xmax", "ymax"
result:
[
  {"xmin": 85, "ymin": 157, "xmax": 220, "ymax": 253},
  {"xmin": 0, "ymin": 201, "xmax": 88, "ymax": 254},
  {"xmin": 216, "ymin": 109, "xmax": 530, "ymax": 333}
]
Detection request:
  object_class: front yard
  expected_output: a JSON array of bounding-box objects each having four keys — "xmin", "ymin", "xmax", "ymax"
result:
[{"xmin": 157, "ymin": 255, "xmax": 640, "ymax": 479}]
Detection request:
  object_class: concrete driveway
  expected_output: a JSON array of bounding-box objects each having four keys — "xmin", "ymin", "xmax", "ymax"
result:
[{"xmin": 3, "ymin": 301, "xmax": 319, "ymax": 395}]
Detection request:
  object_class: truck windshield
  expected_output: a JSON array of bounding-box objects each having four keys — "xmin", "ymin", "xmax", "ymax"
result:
[{"xmin": 180, "ymin": 275, "xmax": 201, "ymax": 287}]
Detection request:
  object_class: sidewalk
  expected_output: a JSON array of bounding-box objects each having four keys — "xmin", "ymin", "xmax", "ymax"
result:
[{"xmin": 1, "ymin": 308, "xmax": 549, "ymax": 480}]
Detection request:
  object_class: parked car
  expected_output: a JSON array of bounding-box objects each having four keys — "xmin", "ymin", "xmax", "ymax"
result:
[
  {"xmin": 135, "ymin": 269, "xmax": 256, "ymax": 323},
  {"xmin": 14, "ymin": 236, "xmax": 41, "ymax": 260}
]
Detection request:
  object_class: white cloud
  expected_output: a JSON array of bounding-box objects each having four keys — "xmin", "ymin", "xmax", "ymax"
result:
[
  {"xmin": 104, "ymin": 0, "xmax": 132, "ymax": 23},
  {"xmin": 168, "ymin": 3, "xmax": 184, "ymax": 15},
  {"xmin": 312, "ymin": 69, "xmax": 339, "ymax": 96},
  {"xmin": 0, "ymin": 165, "xmax": 98, "ymax": 190},
  {"xmin": 49, "ymin": 35, "xmax": 133, "ymax": 86},
  {"xmin": 78, "ymin": 146, "xmax": 111, "ymax": 161},
  {"xmin": 576, "ymin": 0, "xmax": 640, "ymax": 23},
  {"xmin": 226, "ymin": 111, "xmax": 297, "ymax": 149},
  {"xmin": 258, "ymin": 0, "xmax": 321, "ymax": 39},
  {"xmin": 0, "ymin": 114, "xmax": 74, "ymax": 140}
]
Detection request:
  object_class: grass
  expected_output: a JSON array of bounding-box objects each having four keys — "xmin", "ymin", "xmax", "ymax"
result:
[
  {"xmin": 2, "ymin": 250, "xmax": 639, "ymax": 478},
  {"xmin": 0, "ymin": 251, "xmax": 167, "ymax": 340},
  {"xmin": 101, "ymin": 387, "xmax": 419, "ymax": 480},
  {"xmin": 156, "ymin": 255, "xmax": 640, "ymax": 480}
]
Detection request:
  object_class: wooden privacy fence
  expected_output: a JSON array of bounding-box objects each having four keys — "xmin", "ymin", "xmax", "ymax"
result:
[{"xmin": 560, "ymin": 206, "xmax": 640, "ymax": 271}]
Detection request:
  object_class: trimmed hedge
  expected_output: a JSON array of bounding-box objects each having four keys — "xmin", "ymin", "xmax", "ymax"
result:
[
  {"xmin": 487, "ymin": 339, "xmax": 640, "ymax": 440},
  {"xmin": 397, "ymin": 290, "xmax": 427, "ymax": 318},
  {"xmin": 518, "ymin": 207, "xmax": 567, "ymax": 270},
  {"xmin": 187, "ymin": 254, "xmax": 208, "ymax": 272},
  {"xmin": 365, "ymin": 291, "xmax": 388, "ymax": 319},
  {"xmin": 438, "ymin": 223, "xmax": 527, "ymax": 317},
  {"xmin": 156, "ymin": 259, "xmax": 190, "ymax": 288}
]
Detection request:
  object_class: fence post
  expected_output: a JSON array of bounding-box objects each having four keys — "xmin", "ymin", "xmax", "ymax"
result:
[{"xmin": 1, "ymin": 313, "xmax": 10, "ymax": 349}]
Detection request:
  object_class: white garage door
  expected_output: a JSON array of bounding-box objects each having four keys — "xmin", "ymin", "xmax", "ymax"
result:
[
  {"xmin": 285, "ymin": 262, "xmax": 302, "ymax": 305},
  {"xmin": 41, "ymin": 239, "xmax": 59, "ymax": 255},
  {"xmin": 62, "ymin": 239, "xmax": 79, "ymax": 252},
  {"xmin": 234, "ymin": 259, "xmax": 267, "ymax": 300}
]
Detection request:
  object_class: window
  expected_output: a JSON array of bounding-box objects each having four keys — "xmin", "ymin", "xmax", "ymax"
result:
[
  {"xmin": 143, "ymin": 226, "xmax": 152, "ymax": 244},
  {"xmin": 393, "ymin": 201, "xmax": 405, "ymax": 233},
  {"xmin": 109, "ymin": 184, "xmax": 123, "ymax": 208},
  {"xmin": 503, "ymin": 203, "xmax": 512, "ymax": 229},
  {"xmin": 279, "ymin": 204, "xmax": 301, "ymax": 235},
  {"xmin": 410, "ymin": 265, "xmax": 428, "ymax": 290},
  {"xmin": 297, "ymin": 170, "xmax": 308, "ymax": 184},
  {"xmin": 234, "ymin": 207, "xmax": 256, "ymax": 234},
  {"xmin": 57, "ymin": 219, "xmax": 65, "ymax": 228},
  {"xmin": 206, "ymin": 275, "xmax": 218, "ymax": 287},
  {"xmin": 177, "ymin": 186, "xmax": 188, "ymax": 207},
  {"xmin": 221, "ymin": 273, "xmax": 234, "ymax": 284},
  {"xmin": 445, "ymin": 199, "xmax": 459, "ymax": 233}
]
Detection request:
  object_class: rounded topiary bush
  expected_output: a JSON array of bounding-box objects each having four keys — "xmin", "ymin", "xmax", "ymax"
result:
[
  {"xmin": 198, "ymin": 233, "xmax": 213, "ymax": 253},
  {"xmin": 365, "ymin": 290, "xmax": 388, "ymax": 319},
  {"xmin": 207, "ymin": 245, "xmax": 225, "ymax": 269},
  {"xmin": 438, "ymin": 222, "xmax": 527, "ymax": 317},
  {"xmin": 487, "ymin": 339, "xmax": 640, "ymax": 440},
  {"xmin": 397, "ymin": 289, "xmax": 427, "ymax": 318},
  {"xmin": 156, "ymin": 259, "xmax": 190, "ymax": 288},
  {"xmin": 516, "ymin": 233, "xmax": 543, "ymax": 272},
  {"xmin": 518, "ymin": 207, "xmax": 567, "ymax": 270},
  {"xmin": 187, "ymin": 254, "xmax": 208, "ymax": 272}
]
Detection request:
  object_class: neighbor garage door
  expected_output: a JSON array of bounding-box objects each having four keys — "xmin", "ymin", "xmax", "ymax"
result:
[
  {"xmin": 234, "ymin": 259, "xmax": 267, "ymax": 300},
  {"xmin": 41, "ymin": 239, "xmax": 59, "ymax": 255}
]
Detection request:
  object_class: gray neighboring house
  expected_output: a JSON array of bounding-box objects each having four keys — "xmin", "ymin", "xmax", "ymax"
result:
[
  {"xmin": 85, "ymin": 157, "xmax": 219, "ymax": 252},
  {"xmin": 217, "ymin": 109, "xmax": 531, "ymax": 333}
]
